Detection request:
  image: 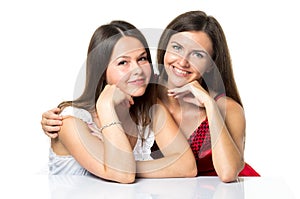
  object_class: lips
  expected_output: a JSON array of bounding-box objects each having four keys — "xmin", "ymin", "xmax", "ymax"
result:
[
  {"xmin": 128, "ymin": 78, "xmax": 146, "ymax": 85},
  {"xmin": 172, "ymin": 65, "xmax": 191, "ymax": 77}
]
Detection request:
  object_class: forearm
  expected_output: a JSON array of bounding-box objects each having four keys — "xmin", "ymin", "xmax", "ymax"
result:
[
  {"xmin": 143, "ymin": 99, "xmax": 197, "ymax": 178},
  {"xmin": 98, "ymin": 103, "xmax": 136, "ymax": 175},
  {"xmin": 205, "ymin": 100, "xmax": 244, "ymax": 181},
  {"xmin": 58, "ymin": 117, "xmax": 135, "ymax": 183},
  {"xmin": 136, "ymin": 149, "xmax": 197, "ymax": 178},
  {"xmin": 102, "ymin": 128, "xmax": 136, "ymax": 172}
]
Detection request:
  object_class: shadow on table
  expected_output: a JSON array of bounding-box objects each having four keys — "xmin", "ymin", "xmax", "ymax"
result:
[{"xmin": 48, "ymin": 175, "xmax": 244, "ymax": 199}]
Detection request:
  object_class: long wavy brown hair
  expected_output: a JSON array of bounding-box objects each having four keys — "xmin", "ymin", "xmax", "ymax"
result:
[
  {"xmin": 58, "ymin": 20, "xmax": 157, "ymax": 126},
  {"xmin": 157, "ymin": 10, "xmax": 242, "ymax": 107}
]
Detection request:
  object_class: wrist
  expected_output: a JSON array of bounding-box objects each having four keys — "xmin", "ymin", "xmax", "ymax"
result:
[
  {"xmin": 203, "ymin": 96, "xmax": 217, "ymax": 109},
  {"xmin": 99, "ymin": 121, "xmax": 122, "ymax": 133},
  {"xmin": 96, "ymin": 99, "xmax": 114, "ymax": 111}
]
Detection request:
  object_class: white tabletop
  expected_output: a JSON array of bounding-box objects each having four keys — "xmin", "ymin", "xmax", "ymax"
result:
[{"xmin": 3, "ymin": 174, "xmax": 296, "ymax": 198}]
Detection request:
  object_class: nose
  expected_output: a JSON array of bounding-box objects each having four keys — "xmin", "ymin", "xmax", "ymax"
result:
[
  {"xmin": 177, "ymin": 54, "xmax": 190, "ymax": 68},
  {"xmin": 131, "ymin": 61, "xmax": 142, "ymax": 75}
]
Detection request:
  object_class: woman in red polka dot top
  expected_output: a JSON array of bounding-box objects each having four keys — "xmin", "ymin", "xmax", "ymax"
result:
[{"xmin": 153, "ymin": 10, "xmax": 260, "ymax": 182}]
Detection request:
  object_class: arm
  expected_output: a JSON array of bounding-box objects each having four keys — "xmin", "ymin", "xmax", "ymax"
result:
[
  {"xmin": 205, "ymin": 96, "xmax": 245, "ymax": 182},
  {"xmin": 55, "ymin": 115, "xmax": 135, "ymax": 183},
  {"xmin": 53, "ymin": 85, "xmax": 136, "ymax": 183},
  {"xmin": 136, "ymin": 99, "xmax": 197, "ymax": 178},
  {"xmin": 168, "ymin": 81, "xmax": 244, "ymax": 182}
]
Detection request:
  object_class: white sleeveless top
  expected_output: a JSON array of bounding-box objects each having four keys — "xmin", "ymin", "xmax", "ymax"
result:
[{"xmin": 48, "ymin": 107, "xmax": 155, "ymax": 175}]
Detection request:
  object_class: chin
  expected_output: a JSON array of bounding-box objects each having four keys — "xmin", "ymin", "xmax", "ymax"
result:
[
  {"xmin": 169, "ymin": 78, "xmax": 188, "ymax": 88},
  {"xmin": 130, "ymin": 88, "xmax": 146, "ymax": 97}
]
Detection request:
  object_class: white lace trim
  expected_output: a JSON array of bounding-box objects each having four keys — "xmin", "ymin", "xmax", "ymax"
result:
[{"xmin": 133, "ymin": 125, "xmax": 154, "ymax": 161}]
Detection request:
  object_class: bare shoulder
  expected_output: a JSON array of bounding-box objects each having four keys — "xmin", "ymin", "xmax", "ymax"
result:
[
  {"xmin": 152, "ymin": 97, "xmax": 176, "ymax": 136},
  {"xmin": 52, "ymin": 116, "xmax": 86, "ymax": 155},
  {"xmin": 153, "ymin": 98, "xmax": 168, "ymax": 114},
  {"xmin": 156, "ymin": 97, "xmax": 164, "ymax": 106},
  {"xmin": 59, "ymin": 116, "xmax": 91, "ymax": 138},
  {"xmin": 215, "ymin": 96, "xmax": 245, "ymax": 120},
  {"xmin": 57, "ymin": 116, "xmax": 94, "ymax": 148}
]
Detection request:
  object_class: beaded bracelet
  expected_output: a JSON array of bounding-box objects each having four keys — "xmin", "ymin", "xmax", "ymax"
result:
[{"xmin": 99, "ymin": 121, "xmax": 122, "ymax": 133}]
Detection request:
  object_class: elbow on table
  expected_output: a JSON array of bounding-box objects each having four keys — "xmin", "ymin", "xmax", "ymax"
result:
[
  {"xmin": 105, "ymin": 172, "xmax": 136, "ymax": 184},
  {"xmin": 104, "ymin": 160, "xmax": 137, "ymax": 183},
  {"xmin": 187, "ymin": 162, "xmax": 198, "ymax": 177},
  {"xmin": 218, "ymin": 162, "xmax": 244, "ymax": 183},
  {"xmin": 179, "ymin": 160, "xmax": 197, "ymax": 178},
  {"xmin": 116, "ymin": 173, "xmax": 136, "ymax": 184},
  {"xmin": 94, "ymin": 167, "xmax": 136, "ymax": 184},
  {"xmin": 188, "ymin": 168, "xmax": 198, "ymax": 178},
  {"xmin": 219, "ymin": 172, "xmax": 238, "ymax": 183}
]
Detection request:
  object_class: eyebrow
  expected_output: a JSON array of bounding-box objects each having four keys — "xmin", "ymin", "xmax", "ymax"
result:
[{"xmin": 114, "ymin": 51, "xmax": 147, "ymax": 60}]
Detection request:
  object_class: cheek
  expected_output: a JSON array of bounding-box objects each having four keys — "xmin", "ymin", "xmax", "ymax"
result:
[
  {"xmin": 145, "ymin": 65, "xmax": 152, "ymax": 78},
  {"xmin": 164, "ymin": 52, "xmax": 177, "ymax": 64},
  {"xmin": 141, "ymin": 64, "xmax": 152, "ymax": 80},
  {"xmin": 192, "ymin": 59, "xmax": 211, "ymax": 75},
  {"xmin": 106, "ymin": 69, "xmax": 125, "ymax": 85}
]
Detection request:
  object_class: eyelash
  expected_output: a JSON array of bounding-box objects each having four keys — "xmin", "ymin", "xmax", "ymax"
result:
[
  {"xmin": 118, "ymin": 60, "xmax": 127, "ymax": 65},
  {"xmin": 117, "ymin": 56, "xmax": 148, "ymax": 66},
  {"xmin": 172, "ymin": 45, "xmax": 182, "ymax": 51},
  {"xmin": 139, "ymin": 56, "xmax": 148, "ymax": 61},
  {"xmin": 172, "ymin": 44, "xmax": 204, "ymax": 59},
  {"xmin": 192, "ymin": 52, "xmax": 204, "ymax": 58}
]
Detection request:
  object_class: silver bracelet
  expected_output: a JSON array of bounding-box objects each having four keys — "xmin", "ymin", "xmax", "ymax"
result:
[{"xmin": 99, "ymin": 121, "xmax": 122, "ymax": 133}]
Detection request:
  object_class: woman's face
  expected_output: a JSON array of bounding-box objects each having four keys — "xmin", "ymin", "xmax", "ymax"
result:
[
  {"xmin": 106, "ymin": 36, "xmax": 151, "ymax": 97},
  {"xmin": 163, "ymin": 31, "xmax": 213, "ymax": 88}
]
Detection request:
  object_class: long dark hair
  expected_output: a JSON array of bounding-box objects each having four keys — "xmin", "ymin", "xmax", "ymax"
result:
[
  {"xmin": 58, "ymin": 20, "xmax": 157, "ymax": 125},
  {"xmin": 157, "ymin": 11, "xmax": 242, "ymax": 106}
]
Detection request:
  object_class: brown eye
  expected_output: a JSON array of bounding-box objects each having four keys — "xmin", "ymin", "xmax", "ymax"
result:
[
  {"xmin": 118, "ymin": 60, "xmax": 127, "ymax": 65},
  {"xmin": 139, "ymin": 56, "xmax": 148, "ymax": 61},
  {"xmin": 138, "ymin": 56, "xmax": 149, "ymax": 64}
]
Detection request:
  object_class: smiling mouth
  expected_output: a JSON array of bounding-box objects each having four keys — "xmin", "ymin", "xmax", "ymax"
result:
[
  {"xmin": 128, "ymin": 78, "xmax": 146, "ymax": 85},
  {"xmin": 172, "ymin": 66, "xmax": 191, "ymax": 76}
]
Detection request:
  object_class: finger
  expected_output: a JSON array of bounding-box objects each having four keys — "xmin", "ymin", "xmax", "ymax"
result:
[
  {"xmin": 168, "ymin": 88, "xmax": 190, "ymax": 96},
  {"xmin": 127, "ymin": 100, "xmax": 131, "ymax": 108},
  {"xmin": 125, "ymin": 98, "xmax": 133, "ymax": 108},
  {"xmin": 167, "ymin": 91, "xmax": 176, "ymax": 96},
  {"xmin": 128, "ymin": 96, "xmax": 134, "ymax": 105},
  {"xmin": 168, "ymin": 83, "xmax": 190, "ymax": 93},
  {"xmin": 183, "ymin": 97, "xmax": 198, "ymax": 105},
  {"xmin": 173, "ymin": 93, "xmax": 187, "ymax": 99},
  {"xmin": 42, "ymin": 108, "xmax": 62, "ymax": 120},
  {"xmin": 171, "ymin": 91, "xmax": 191, "ymax": 99},
  {"xmin": 121, "ymin": 100, "xmax": 130, "ymax": 108},
  {"xmin": 124, "ymin": 94, "xmax": 134, "ymax": 106},
  {"xmin": 51, "ymin": 107, "xmax": 61, "ymax": 114},
  {"xmin": 42, "ymin": 117, "xmax": 63, "ymax": 126},
  {"xmin": 183, "ymin": 97, "xmax": 205, "ymax": 107},
  {"xmin": 43, "ymin": 123, "xmax": 61, "ymax": 131},
  {"xmin": 48, "ymin": 133, "xmax": 58, "ymax": 139},
  {"xmin": 44, "ymin": 131, "xmax": 59, "ymax": 139}
]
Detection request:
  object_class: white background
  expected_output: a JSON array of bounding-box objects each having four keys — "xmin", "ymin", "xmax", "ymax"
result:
[{"xmin": 1, "ymin": 0, "xmax": 299, "ymax": 198}]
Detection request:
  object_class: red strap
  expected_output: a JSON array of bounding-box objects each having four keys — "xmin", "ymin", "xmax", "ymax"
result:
[{"xmin": 214, "ymin": 93, "xmax": 226, "ymax": 101}]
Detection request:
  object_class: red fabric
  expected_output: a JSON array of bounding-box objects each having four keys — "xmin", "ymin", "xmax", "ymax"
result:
[{"xmin": 188, "ymin": 119, "xmax": 260, "ymax": 177}]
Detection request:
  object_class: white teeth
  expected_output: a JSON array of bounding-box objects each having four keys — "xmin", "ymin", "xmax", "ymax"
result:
[{"xmin": 174, "ymin": 66, "xmax": 188, "ymax": 75}]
